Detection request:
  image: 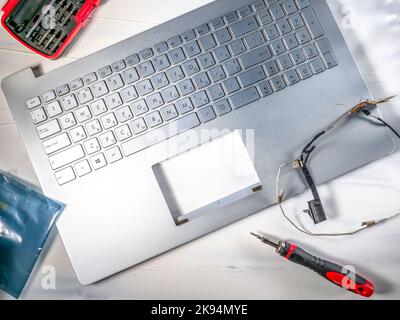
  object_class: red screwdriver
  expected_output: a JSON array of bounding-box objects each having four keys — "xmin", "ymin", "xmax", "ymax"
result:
[{"xmin": 251, "ymin": 233, "xmax": 374, "ymax": 297}]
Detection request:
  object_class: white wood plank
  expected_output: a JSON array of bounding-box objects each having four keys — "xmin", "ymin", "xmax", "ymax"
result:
[
  {"xmin": 92, "ymin": 0, "xmax": 213, "ymax": 23},
  {"xmin": 0, "ymin": 18, "xmax": 154, "ymax": 59}
]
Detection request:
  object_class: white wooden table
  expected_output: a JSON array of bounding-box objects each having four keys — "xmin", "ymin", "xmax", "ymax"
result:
[{"xmin": 1, "ymin": 0, "xmax": 400, "ymax": 300}]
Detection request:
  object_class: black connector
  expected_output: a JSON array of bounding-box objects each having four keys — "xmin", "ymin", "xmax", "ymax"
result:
[{"xmin": 304, "ymin": 199, "xmax": 327, "ymax": 224}]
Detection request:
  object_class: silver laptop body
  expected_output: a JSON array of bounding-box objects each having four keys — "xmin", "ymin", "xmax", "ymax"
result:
[{"xmin": 2, "ymin": 0, "xmax": 395, "ymax": 284}]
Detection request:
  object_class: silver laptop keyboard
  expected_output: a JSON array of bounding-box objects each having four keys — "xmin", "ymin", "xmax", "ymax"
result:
[{"xmin": 25, "ymin": 0, "xmax": 338, "ymax": 186}]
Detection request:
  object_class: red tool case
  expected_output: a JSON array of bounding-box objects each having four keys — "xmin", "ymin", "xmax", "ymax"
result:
[{"xmin": 1, "ymin": 0, "xmax": 101, "ymax": 59}]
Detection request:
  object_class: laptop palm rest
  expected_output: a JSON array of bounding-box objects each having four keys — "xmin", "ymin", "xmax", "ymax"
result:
[{"xmin": 152, "ymin": 131, "xmax": 262, "ymax": 226}]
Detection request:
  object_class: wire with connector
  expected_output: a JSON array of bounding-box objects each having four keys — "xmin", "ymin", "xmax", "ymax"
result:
[{"xmin": 275, "ymin": 96, "xmax": 400, "ymax": 237}]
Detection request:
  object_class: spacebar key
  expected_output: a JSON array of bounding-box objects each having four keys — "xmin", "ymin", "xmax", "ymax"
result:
[{"xmin": 122, "ymin": 113, "xmax": 201, "ymax": 156}]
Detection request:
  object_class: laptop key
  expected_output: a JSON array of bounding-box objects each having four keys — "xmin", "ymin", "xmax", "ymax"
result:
[
  {"xmin": 162, "ymin": 86, "xmax": 180, "ymax": 103},
  {"xmin": 278, "ymin": 54, "xmax": 293, "ymax": 70},
  {"xmin": 125, "ymin": 54, "xmax": 140, "ymax": 66},
  {"xmin": 46, "ymin": 100, "xmax": 63, "ymax": 117},
  {"xmin": 105, "ymin": 92, "xmax": 123, "ymax": 109},
  {"xmin": 229, "ymin": 39, "xmax": 246, "ymax": 56},
  {"xmin": 302, "ymin": 9, "xmax": 324, "ymax": 39},
  {"xmin": 192, "ymin": 91, "xmax": 210, "ymax": 108},
  {"xmin": 283, "ymin": 34, "xmax": 299, "ymax": 51},
  {"xmin": 270, "ymin": 39, "xmax": 286, "ymax": 55},
  {"xmin": 269, "ymin": 5, "xmax": 285, "ymax": 20},
  {"xmin": 193, "ymin": 72, "xmax": 211, "ymax": 89},
  {"xmin": 83, "ymin": 73, "xmax": 97, "ymax": 85},
  {"xmin": 223, "ymin": 77, "xmax": 241, "ymax": 94},
  {"xmin": 230, "ymin": 87, "xmax": 260, "ymax": 109},
  {"xmin": 92, "ymin": 81, "xmax": 109, "ymax": 98},
  {"xmin": 168, "ymin": 36, "xmax": 182, "ymax": 48},
  {"xmin": 55, "ymin": 167, "xmax": 75, "ymax": 185},
  {"xmin": 270, "ymin": 75, "xmax": 287, "ymax": 91},
  {"xmin": 257, "ymin": 10, "xmax": 273, "ymax": 26},
  {"xmin": 176, "ymin": 98, "xmax": 194, "ymax": 115},
  {"xmin": 214, "ymin": 28, "xmax": 232, "ymax": 45},
  {"xmin": 213, "ymin": 46, "xmax": 231, "ymax": 63},
  {"xmin": 315, "ymin": 38, "xmax": 331, "ymax": 55},
  {"xmin": 303, "ymin": 43, "xmax": 318, "ymax": 59},
  {"xmin": 289, "ymin": 13, "xmax": 304, "ymax": 30},
  {"xmin": 290, "ymin": 48, "xmax": 306, "ymax": 64},
  {"xmin": 198, "ymin": 106, "xmax": 217, "ymax": 123},
  {"xmin": 198, "ymin": 52, "xmax": 216, "ymax": 69},
  {"xmin": 90, "ymin": 153, "xmax": 107, "ymax": 170},
  {"xmin": 49, "ymin": 145, "xmax": 85, "ymax": 170},
  {"xmin": 224, "ymin": 11, "xmax": 238, "ymax": 24},
  {"xmin": 107, "ymin": 74, "xmax": 124, "ymax": 91},
  {"xmin": 276, "ymin": 19, "xmax": 292, "ymax": 35},
  {"xmin": 199, "ymin": 34, "xmax": 217, "ymax": 51},
  {"xmin": 123, "ymin": 113, "xmax": 200, "ymax": 157},
  {"xmin": 106, "ymin": 147, "xmax": 123, "ymax": 164},
  {"xmin": 295, "ymin": 0, "xmax": 310, "ymax": 9},
  {"xmin": 244, "ymin": 31, "xmax": 265, "ymax": 49},
  {"xmin": 322, "ymin": 52, "xmax": 338, "ymax": 69},
  {"xmin": 43, "ymin": 132, "xmax": 70, "ymax": 155},
  {"xmin": 196, "ymin": 24, "xmax": 210, "ymax": 36},
  {"xmin": 258, "ymin": 81, "xmax": 273, "ymax": 97},
  {"xmin": 69, "ymin": 78, "xmax": 84, "ymax": 91},
  {"xmin": 240, "ymin": 46, "xmax": 272, "ymax": 69},
  {"xmin": 230, "ymin": 16, "xmax": 258, "ymax": 38},
  {"xmin": 253, "ymin": 0, "xmax": 266, "ymax": 11},
  {"xmin": 209, "ymin": 66, "xmax": 226, "ymax": 82},
  {"xmin": 238, "ymin": 66, "xmax": 266, "ymax": 87},
  {"xmin": 75, "ymin": 160, "xmax": 91, "ymax": 177},
  {"xmin": 153, "ymin": 55, "xmax": 171, "ymax": 71},
  {"xmin": 115, "ymin": 125, "xmax": 132, "ymax": 142},
  {"xmin": 210, "ymin": 17, "xmax": 225, "ymax": 30},
  {"xmin": 139, "ymin": 48, "xmax": 154, "ymax": 60},
  {"xmin": 184, "ymin": 41, "xmax": 201, "ymax": 58},
  {"xmin": 154, "ymin": 41, "xmax": 169, "ymax": 54},
  {"xmin": 137, "ymin": 61, "xmax": 155, "ymax": 78},
  {"xmin": 284, "ymin": 69, "xmax": 300, "ymax": 85},
  {"xmin": 146, "ymin": 111, "xmax": 163, "ymax": 128},
  {"xmin": 56, "ymin": 84, "xmax": 70, "ymax": 96},
  {"xmin": 161, "ymin": 104, "xmax": 179, "ymax": 121},
  {"xmin": 238, "ymin": 6, "xmax": 252, "ymax": 18},
  {"xmin": 297, "ymin": 63, "xmax": 312, "ymax": 79},
  {"xmin": 263, "ymin": 24, "xmax": 279, "ymax": 40},
  {"xmin": 214, "ymin": 99, "xmax": 232, "ymax": 116},
  {"xmin": 37, "ymin": 119, "xmax": 61, "ymax": 139},
  {"xmin": 224, "ymin": 59, "xmax": 242, "ymax": 76},
  {"xmin": 208, "ymin": 84, "xmax": 225, "ymax": 101},
  {"xmin": 264, "ymin": 60, "xmax": 279, "ymax": 76},
  {"xmin": 310, "ymin": 57, "xmax": 325, "ymax": 74},
  {"xmin": 130, "ymin": 118, "xmax": 148, "ymax": 135},
  {"xmin": 296, "ymin": 28, "xmax": 312, "ymax": 44},
  {"xmin": 282, "ymin": 0, "xmax": 298, "ymax": 15},
  {"xmin": 112, "ymin": 60, "xmax": 126, "ymax": 72},
  {"xmin": 167, "ymin": 66, "xmax": 185, "ymax": 82},
  {"xmin": 151, "ymin": 73, "xmax": 169, "ymax": 90},
  {"xmin": 27, "ymin": 97, "xmax": 41, "ymax": 109},
  {"xmin": 169, "ymin": 48, "xmax": 186, "ymax": 65}
]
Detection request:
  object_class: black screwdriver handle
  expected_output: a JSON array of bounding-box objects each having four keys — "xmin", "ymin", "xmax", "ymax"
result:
[{"xmin": 278, "ymin": 242, "xmax": 374, "ymax": 297}]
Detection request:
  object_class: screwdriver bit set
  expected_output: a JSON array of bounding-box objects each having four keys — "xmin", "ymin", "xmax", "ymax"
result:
[{"xmin": 1, "ymin": 0, "xmax": 101, "ymax": 59}]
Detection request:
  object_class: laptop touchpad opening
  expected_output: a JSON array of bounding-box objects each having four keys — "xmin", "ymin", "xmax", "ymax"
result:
[{"xmin": 152, "ymin": 131, "xmax": 262, "ymax": 226}]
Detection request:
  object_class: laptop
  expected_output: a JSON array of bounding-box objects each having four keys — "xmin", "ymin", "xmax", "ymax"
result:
[{"xmin": 1, "ymin": 0, "xmax": 395, "ymax": 285}]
